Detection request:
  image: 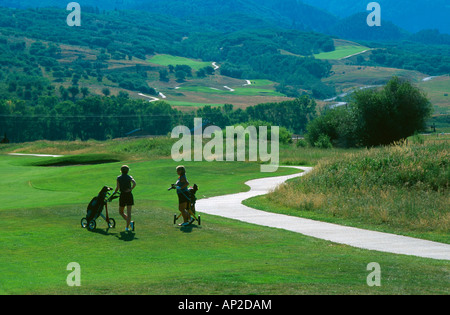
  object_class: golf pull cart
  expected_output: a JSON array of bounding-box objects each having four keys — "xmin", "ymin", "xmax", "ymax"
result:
[
  {"xmin": 81, "ymin": 186, "xmax": 119, "ymax": 231},
  {"xmin": 169, "ymin": 184, "xmax": 201, "ymax": 226}
]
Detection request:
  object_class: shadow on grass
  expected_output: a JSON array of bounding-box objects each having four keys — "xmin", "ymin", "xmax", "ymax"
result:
[
  {"xmin": 177, "ymin": 224, "xmax": 201, "ymax": 233},
  {"xmin": 90, "ymin": 227, "xmax": 138, "ymax": 241},
  {"xmin": 117, "ymin": 231, "xmax": 137, "ymax": 241}
]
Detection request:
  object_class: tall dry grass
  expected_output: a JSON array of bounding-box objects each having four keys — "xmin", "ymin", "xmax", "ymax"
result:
[{"xmin": 268, "ymin": 141, "xmax": 449, "ymax": 233}]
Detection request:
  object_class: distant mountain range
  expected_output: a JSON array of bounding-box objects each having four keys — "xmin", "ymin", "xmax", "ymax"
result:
[
  {"xmin": 300, "ymin": 0, "xmax": 450, "ymax": 35},
  {"xmin": 1, "ymin": 0, "xmax": 449, "ymax": 38}
]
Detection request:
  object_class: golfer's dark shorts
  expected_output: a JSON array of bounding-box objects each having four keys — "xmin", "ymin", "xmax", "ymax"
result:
[
  {"xmin": 120, "ymin": 192, "xmax": 134, "ymax": 207},
  {"xmin": 177, "ymin": 192, "xmax": 189, "ymax": 204}
]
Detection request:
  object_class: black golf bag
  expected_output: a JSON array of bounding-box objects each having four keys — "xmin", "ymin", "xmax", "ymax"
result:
[
  {"xmin": 171, "ymin": 183, "xmax": 201, "ymax": 225},
  {"xmin": 187, "ymin": 184, "xmax": 198, "ymax": 214},
  {"xmin": 86, "ymin": 186, "xmax": 111, "ymax": 222},
  {"xmin": 81, "ymin": 186, "xmax": 118, "ymax": 231}
]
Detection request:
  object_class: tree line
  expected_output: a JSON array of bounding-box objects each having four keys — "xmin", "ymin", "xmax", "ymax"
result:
[{"xmin": 0, "ymin": 93, "xmax": 317, "ymax": 143}]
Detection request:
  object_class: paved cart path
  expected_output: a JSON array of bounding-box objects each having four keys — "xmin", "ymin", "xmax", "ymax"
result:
[{"xmin": 196, "ymin": 166, "xmax": 450, "ymax": 261}]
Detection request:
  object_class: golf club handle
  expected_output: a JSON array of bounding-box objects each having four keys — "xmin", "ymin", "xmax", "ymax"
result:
[{"xmin": 107, "ymin": 191, "xmax": 120, "ymax": 202}]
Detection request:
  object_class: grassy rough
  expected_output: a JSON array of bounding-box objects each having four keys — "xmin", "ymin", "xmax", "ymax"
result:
[{"xmin": 264, "ymin": 141, "xmax": 449, "ymax": 239}]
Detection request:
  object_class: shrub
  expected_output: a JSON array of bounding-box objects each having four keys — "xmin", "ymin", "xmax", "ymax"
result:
[
  {"xmin": 296, "ymin": 139, "xmax": 308, "ymax": 148},
  {"xmin": 314, "ymin": 134, "xmax": 332, "ymax": 149}
]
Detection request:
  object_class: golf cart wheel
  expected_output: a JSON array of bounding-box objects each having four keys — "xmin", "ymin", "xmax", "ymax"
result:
[
  {"xmin": 173, "ymin": 214, "xmax": 177, "ymax": 225},
  {"xmin": 81, "ymin": 218, "xmax": 88, "ymax": 228},
  {"xmin": 108, "ymin": 218, "xmax": 116, "ymax": 229},
  {"xmin": 198, "ymin": 215, "xmax": 201, "ymax": 226},
  {"xmin": 87, "ymin": 220, "xmax": 96, "ymax": 231}
]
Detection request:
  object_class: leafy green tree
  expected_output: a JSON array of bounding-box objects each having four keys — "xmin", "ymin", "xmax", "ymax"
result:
[
  {"xmin": 306, "ymin": 107, "xmax": 343, "ymax": 147},
  {"xmin": 175, "ymin": 65, "xmax": 192, "ymax": 77},
  {"xmin": 53, "ymin": 71, "xmax": 65, "ymax": 82},
  {"xmin": 68, "ymin": 86, "xmax": 80, "ymax": 101},
  {"xmin": 306, "ymin": 77, "xmax": 433, "ymax": 148},
  {"xmin": 351, "ymin": 77, "xmax": 433, "ymax": 146},
  {"xmin": 159, "ymin": 69, "xmax": 169, "ymax": 82},
  {"xmin": 102, "ymin": 88, "xmax": 111, "ymax": 96},
  {"xmin": 175, "ymin": 70, "xmax": 186, "ymax": 82},
  {"xmin": 8, "ymin": 81, "xmax": 17, "ymax": 92},
  {"xmin": 204, "ymin": 66, "xmax": 215, "ymax": 75},
  {"xmin": 196, "ymin": 68, "xmax": 206, "ymax": 78},
  {"xmin": 59, "ymin": 86, "xmax": 69, "ymax": 101},
  {"xmin": 80, "ymin": 87, "xmax": 90, "ymax": 98}
]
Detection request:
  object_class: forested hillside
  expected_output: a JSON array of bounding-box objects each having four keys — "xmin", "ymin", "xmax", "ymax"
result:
[
  {"xmin": 3, "ymin": 0, "xmax": 450, "ymax": 38},
  {"xmin": 1, "ymin": 0, "xmax": 339, "ymax": 33},
  {"xmin": 0, "ymin": 7, "xmax": 334, "ymax": 92},
  {"xmin": 0, "ymin": 2, "xmax": 449, "ymax": 143}
]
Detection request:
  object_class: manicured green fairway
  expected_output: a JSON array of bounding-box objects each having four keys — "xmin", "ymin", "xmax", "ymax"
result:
[
  {"xmin": 167, "ymin": 100, "xmax": 225, "ymax": 107},
  {"xmin": 177, "ymin": 85, "xmax": 284, "ymax": 97},
  {"xmin": 0, "ymin": 154, "xmax": 449, "ymax": 294},
  {"xmin": 314, "ymin": 45, "xmax": 369, "ymax": 60},
  {"xmin": 148, "ymin": 54, "xmax": 212, "ymax": 71},
  {"xmin": 418, "ymin": 76, "xmax": 450, "ymax": 115}
]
